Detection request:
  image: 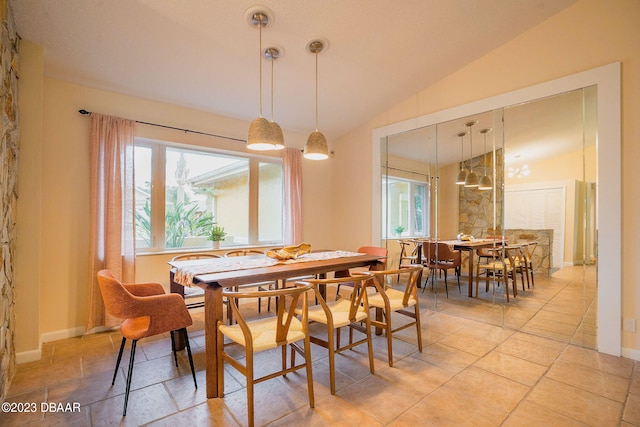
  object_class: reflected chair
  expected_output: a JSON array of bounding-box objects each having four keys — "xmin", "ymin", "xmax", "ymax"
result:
[
  {"xmin": 474, "ymin": 245, "xmax": 519, "ymax": 302},
  {"xmin": 217, "ymin": 283, "xmax": 314, "ymax": 427},
  {"xmin": 422, "ymin": 241, "xmax": 461, "ymax": 297},
  {"xmin": 397, "ymin": 239, "xmax": 420, "ymax": 281},
  {"xmin": 97, "ymin": 270, "xmax": 197, "ymax": 416},
  {"xmin": 518, "ymin": 240, "xmax": 538, "ymax": 288},
  {"xmin": 297, "ymin": 274, "xmax": 375, "ymax": 394},
  {"xmin": 170, "ymin": 253, "xmax": 221, "ymax": 310},
  {"xmin": 334, "ymin": 246, "xmax": 388, "ymax": 299},
  {"xmin": 358, "ymin": 264, "xmax": 423, "ymax": 367}
]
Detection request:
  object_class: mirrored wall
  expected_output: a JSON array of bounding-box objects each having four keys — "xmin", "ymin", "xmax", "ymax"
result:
[{"xmin": 379, "ymin": 86, "xmax": 598, "ymax": 349}]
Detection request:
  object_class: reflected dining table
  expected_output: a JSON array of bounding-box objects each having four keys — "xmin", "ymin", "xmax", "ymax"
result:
[
  {"xmin": 418, "ymin": 239, "xmax": 506, "ymax": 297},
  {"xmin": 168, "ymin": 250, "xmax": 385, "ymax": 398}
]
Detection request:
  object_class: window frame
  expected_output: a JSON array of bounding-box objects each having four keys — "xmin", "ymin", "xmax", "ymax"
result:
[
  {"xmin": 135, "ymin": 137, "xmax": 284, "ymax": 253},
  {"xmin": 382, "ymin": 175, "xmax": 430, "ymax": 239}
]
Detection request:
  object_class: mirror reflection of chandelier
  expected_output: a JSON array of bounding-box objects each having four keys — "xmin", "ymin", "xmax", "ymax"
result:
[{"xmin": 508, "ymin": 155, "xmax": 530, "ymax": 178}]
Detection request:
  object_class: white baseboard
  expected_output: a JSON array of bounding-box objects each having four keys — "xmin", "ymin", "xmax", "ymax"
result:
[
  {"xmin": 16, "ymin": 326, "xmax": 87, "ymax": 364},
  {"xmin": 16, "ymin": 349, "xmax": 42, "ymax": 364},
  {"xmin": 622, "ymin": 347, "xmax": 640, "ymax": 361}
]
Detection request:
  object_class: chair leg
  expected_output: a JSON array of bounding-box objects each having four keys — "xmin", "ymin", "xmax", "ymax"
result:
[
  {"xmin": 123, "ymin": 339, "xmax": 138, "ymax": 417},
  {"xmin": 444, "ymin": 270, "xmax": 449, "ymax": 298},
  {"xmin": 303, "ymin": 338, "xmax": 315, "ymax": 409},
  {"xmin": 385, "ymin": 310, "xmax": 394, "ymax": 367},
  {"xmin": 170, "ymin": 330, "xmax": 178, "ymax": 367},
  {"xmin": 112, "ymin": 337, "xmax": 126, "ymax": 386},
  {"xmin": 328, "ymin": 327, "xmax": 336, "ymax": 394},
  {"xmin": 182, "ymin": 328, "xmax": 197, "ymax": 389},
  {"xmin": 246, "ymin": 351, "xmax": 255, "ymax": 427}
]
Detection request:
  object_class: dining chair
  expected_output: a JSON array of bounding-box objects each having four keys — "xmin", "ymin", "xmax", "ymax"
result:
[
  {"xmin": 296, "ymin": 274, "xmax": 375, "ymax": 394},
  {"xmin": 224, "ymin": 249, "xmax": 273, "ymax": 316},
  {"xmin": 474, "ymin": 245, "xmax": 519, "ymax": 302},
  {"xmin": 96, "ymin": 270, "xmax": 197, "ymax": 416},
  {"xmin": 170, "ymin": 253, "xmax": 221, "ymax": 310},
  {"xmin": 518, "ymin": 239, "xmax": 538, "ymax": 288},
  {"xmin": 397, "ymin": 239, "xmax": 420, "ymax": 270},
  {"xmin": 217, "ymin": 283, "xmax": 314, "ymax": 427},
  {"xmin": 334, "ymin": 245, "xmax": 388, "ymax": 299},
  {"xmin": 357, "ymin": 264, "xmax": 423, "ymax": 367},
  {"xmin": 422, "ymin": 241, "xmax": 461, "ymax": 297}
]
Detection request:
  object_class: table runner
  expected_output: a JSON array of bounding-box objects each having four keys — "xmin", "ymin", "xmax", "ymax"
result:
[{"xmin": 173, "ymin": 250, "xmax": 364, "ymax": 287}]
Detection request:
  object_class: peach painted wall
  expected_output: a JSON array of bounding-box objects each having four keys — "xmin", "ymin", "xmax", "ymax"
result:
[
  {"xmin": 331, "ymin": 0, "xmax": 640, "ymax": 354},
  {"xmin": 15, "ymin": 50, "xmax": 335, "ymax": 355}
]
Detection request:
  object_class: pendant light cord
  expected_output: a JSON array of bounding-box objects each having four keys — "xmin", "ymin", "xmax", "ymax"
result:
[
  {"xmin": 271, "ymin": 53, "xmax": 275, "ymax": 121},
  {"xmin": 314, "ymin": 51, "xmax": 319, "ymax": 131},
  {"xmin": 258, "ymin": 15, "xmax": 263, "ymax": 118}
]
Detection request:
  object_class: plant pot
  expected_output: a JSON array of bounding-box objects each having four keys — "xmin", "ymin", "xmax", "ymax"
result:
[{"xmin": 212, "ymin": 241, "xmax": 220, "ymax": 250}]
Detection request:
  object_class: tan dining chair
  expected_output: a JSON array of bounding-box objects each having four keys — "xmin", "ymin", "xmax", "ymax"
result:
[
  {"xmin": 217, "ymin": 283, "xmax": 314, "ymax": 427},
  {"xmin": 518, "ymin": 239, "xmax": 538, "ymax": 288},
  {"xmin": 422, "ymin": 241, "xmax": 461, "ymax": 297},
  {"xmin": 397, "ymin": 239, "xmax": 420, "ymax": 268},
  {"xmin": 296, "ymin": 274, "xmax": 375, "ymax": 394},
  {"xmin": 97, "ymin": 270, "xmax": 197, "ymax": 416},
  {"xmin": 475, "ymin": 245, "xmax": 519, "ymax": 302},
  {"xmin": 170, "ymin": 253, "xmax": 221, "ymax": 310},
  {"xmin": 357, "ymin": 264, "xmax": 423, "ymax": 367},
  {"xmin": 334, "ymin": 245, "xmax": 388, "ymax": 299},
  {"xmin": 224, "ymin": 249, "xmax": 273, "ymax": 316}
]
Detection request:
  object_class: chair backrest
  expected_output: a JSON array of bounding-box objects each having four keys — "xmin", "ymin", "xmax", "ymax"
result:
[
  {"xmin": 171, "ymin": 253, "xmax": 221, "ymax": 261},
  {"xmin": 305, "ymin": 274, "xmax": 372, "ymax": 323},
  {"xmin": 96, "ymin": 270, "xmax": 137, "ymax": 319},
  {"xmin": 224, "ymin": 249, "xmax": 265, "ymax": 257},
  {"xmin": 223, "ymin": 283, "xmax": 312, "ymax": 346},
  {"xmin": 366, "ymin": 265, "xmax": 422, "ymax": 307},
  {"xmin": 437, "ymin": 242, "xmax": 461, "ymax": 265},
  {"xmin": 357, "ymin": 246, "xmax": 388, "ymax": 267}
]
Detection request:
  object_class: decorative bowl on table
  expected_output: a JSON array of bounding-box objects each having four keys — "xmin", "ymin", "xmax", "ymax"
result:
[{"xmin": 266, "ymin": 242, "xmax": 312, "ymax": 260}]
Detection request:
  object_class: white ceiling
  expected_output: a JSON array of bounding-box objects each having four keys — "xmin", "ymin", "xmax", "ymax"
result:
[{"xmin": 11, "ymin": 0, "xmax": 577, "ymax": 142}]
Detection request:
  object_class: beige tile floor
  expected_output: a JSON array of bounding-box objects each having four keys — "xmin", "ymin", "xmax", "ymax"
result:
[{"xmin": 4, "ymin": 266, "xmax": 640, "ymax": 426}]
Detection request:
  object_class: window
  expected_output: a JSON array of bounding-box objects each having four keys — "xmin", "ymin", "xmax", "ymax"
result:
[
  {"xmin": 382, "ymin": 176, "xmax": 429, "ymax": 239},
  {"xmin": 135, "ymin": 140, "xmax": 284, "ymax": 252}
]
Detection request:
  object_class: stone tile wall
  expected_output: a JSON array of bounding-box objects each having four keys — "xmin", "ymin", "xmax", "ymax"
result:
[{"xmin": 0, "ymin": 0, "xmax": 19, "ymax": 402}]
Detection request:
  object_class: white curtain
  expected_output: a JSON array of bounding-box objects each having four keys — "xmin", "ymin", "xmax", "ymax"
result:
[
  {"xmin": 282, "ymin": 148, "xmax": 303, "ymax": 245},
  {"xmin": 87, "ymin": 113, "xmax": 136, "ymax": 331}
]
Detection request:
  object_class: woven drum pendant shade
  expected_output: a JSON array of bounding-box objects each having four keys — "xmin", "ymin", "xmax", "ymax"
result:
[
  {"xmin": 304, "ymin": 131, "xmax": 329, "ymax": 160},
  {"xmin": 478, "ymin": 174, "xmax": 493, "ymax": 190},
  {"xmin": 248, "ymin": 117, "xmax": 278, "ymax": 151},
  {"xmin": 270, "ymin": 121, "xmax": 285, "ymax": 150}
]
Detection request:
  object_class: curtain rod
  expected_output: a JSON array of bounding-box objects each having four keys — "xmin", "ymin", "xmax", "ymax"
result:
[{"xmin": 78, "ymin": 109, "xmax": 247, "ymax": 143}]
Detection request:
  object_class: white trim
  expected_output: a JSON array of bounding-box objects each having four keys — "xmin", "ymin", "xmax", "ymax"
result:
[
  {"xmin": 16, "ymin": 349, "xmax": 42, "ymax": 364},
  {"xmin": 373, "ymin": 62, "xmax": 621, "ymax": 356},
  {"xmin": 622, "ymin": 347, "xmax": 640, "ymax": 362},
  {"xmin": 16, "ymin": 326, "xmax": 88, "ymax": 363}
]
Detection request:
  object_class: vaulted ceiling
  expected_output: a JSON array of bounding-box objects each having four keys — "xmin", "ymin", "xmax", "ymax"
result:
[{"xmin": 12, "ymin": 0, "xmax": 576, "ymax": 142}]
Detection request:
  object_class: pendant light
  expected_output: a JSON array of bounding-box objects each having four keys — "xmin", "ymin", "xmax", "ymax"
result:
[
  {"xmin": 265, "ymin": 46, "xmax": 285, "ymax": 149},
  {"xmin": 304, "ymin": 39, "xmax": 329, "ymax": 160},
  {"xmin": 464, "ymin": 121, "xmax": 479, "ymax": 188},
  {"xmin": 247, "ymin": 10, "xmax": 279, "ymax": 150},
  {"xmin": 478, "ymin": 128, "xmax": 493, "ymax": 191},
  {"xmin": 455, "ymin": 131, "xmax": 468, "ymax": 185}
]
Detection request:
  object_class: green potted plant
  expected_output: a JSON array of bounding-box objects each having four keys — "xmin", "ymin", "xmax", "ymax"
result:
[
  {"xmin": 394, "ymin": 225, "xmax": 405, "ymax": 236},
  {"xmin": 207, "ymin": 224, "xmax": 227, "ymax": 249}
]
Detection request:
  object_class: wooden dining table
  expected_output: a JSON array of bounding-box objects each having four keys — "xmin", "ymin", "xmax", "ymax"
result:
[{"xmin": 168, "ymin": 250, "xmax": 385, "ymax": 398}]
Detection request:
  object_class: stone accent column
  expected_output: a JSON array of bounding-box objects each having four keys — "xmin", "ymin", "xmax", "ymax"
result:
[{"xmin": 0, "ymin": 0, "xmax": 20, "ymax": 402}]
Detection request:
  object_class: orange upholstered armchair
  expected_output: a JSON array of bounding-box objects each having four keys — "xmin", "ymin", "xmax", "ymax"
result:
[{"xmin": 97, "ymin": 270, "xmax": 197, "ymax": 416}]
